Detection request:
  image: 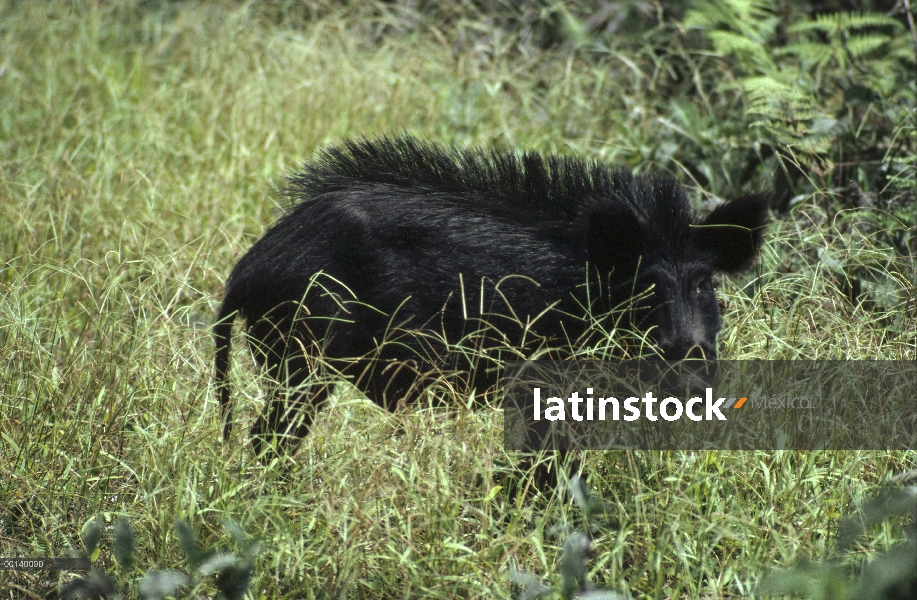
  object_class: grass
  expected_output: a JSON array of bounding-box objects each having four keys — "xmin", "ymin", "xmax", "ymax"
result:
[{"xmin": 1, "ymin": 1, "xmax": 915, "ymax": 598}]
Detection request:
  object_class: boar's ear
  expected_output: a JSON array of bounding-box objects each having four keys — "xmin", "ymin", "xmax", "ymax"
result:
[
  {"xmin": 584, "ymin": 204, "xmax": 644, "ymax": 275},
  {"xmin": 694, "ymin": 192, "xmax": 769, "ymax": 273}
]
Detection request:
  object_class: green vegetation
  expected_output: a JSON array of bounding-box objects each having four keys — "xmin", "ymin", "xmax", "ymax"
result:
[
  {"xmin": 59, "ymin": 517, "xmax": 258, "ymax": 600},
  {"xmin": 1, "ymin": 1, "xmax": 914, "ymax": 598}
]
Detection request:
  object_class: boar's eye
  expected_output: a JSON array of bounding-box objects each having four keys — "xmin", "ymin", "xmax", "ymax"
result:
[{"xmin": 694, "ymin": 275, "xmax": 714, "ymax": 295}]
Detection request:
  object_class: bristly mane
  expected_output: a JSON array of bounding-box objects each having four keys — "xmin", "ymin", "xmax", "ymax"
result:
[{"xmin": 284, "ymin": 136, "xmax": 696, "ymax": 224}]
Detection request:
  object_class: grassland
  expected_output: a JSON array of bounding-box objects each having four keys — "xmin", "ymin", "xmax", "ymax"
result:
[{"xmin": 1, "ymin": 1, "xmax": 915, "ymax": 598}]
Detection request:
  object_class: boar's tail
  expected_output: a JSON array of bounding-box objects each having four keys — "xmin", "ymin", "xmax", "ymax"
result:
[{"xmin": 214, "ymin": 293, "xmax": 239, "ymax": 441}]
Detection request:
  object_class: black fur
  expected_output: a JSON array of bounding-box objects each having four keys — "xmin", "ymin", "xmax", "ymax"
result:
[{"xmin": 214, "ymin": 136, "xmax": 768, "ymax": 459}]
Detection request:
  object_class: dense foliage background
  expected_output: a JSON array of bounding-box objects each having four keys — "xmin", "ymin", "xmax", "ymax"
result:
[{"xmin": 1, "ymin": 1, "xmax": 915, "ymax": 598}]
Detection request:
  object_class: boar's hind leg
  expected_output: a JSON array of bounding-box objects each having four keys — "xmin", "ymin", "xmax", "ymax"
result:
[
  {"xmin": 250, "ymin": 373, "xmax": 331, "ymax": 464},
  {"xmin": 247, "ymin": 316, "xmax": 331, "ymax": 463},
  {"xmin": 355, "ymin": 355, "xmax": 429, "ymax": 413}
]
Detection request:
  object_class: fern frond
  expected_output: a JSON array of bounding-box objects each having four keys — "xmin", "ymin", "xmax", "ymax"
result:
[
  {"xmin": 845, "ymin": 35, "xmax": 893, "ymax": 58},
  {"xmin": 708, "ymin": 30, "xmax": 774, "ymax": 67},
  {"xmin": 737, "ymin": 75, "xmax": 791, "ymax": 96},
  {"xmin": 684, "ymin": 0, "xmax": 777, "ymax": 40},
  {"xmin": 834, "ymin": 11, "xmax": 901, "ymax": 31},
  {"xmin": 891, "ymin": 46, "xmax": 917, "ymax": 65},
  {"xmin": 778, "ymin": 42, "xmax": 835, "ymax": 67},
  {"xmin": 736, "ymin": 75, "xmax": 838, "ymax": 150},
  {"xmin": 787, "ymin": 11, "xmax": 902, "ymax": 34}
]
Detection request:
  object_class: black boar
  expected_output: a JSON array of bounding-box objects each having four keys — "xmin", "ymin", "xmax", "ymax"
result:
[{"xmin": 214, "ymin": 136, "xmax": 768, "ymax": 459}]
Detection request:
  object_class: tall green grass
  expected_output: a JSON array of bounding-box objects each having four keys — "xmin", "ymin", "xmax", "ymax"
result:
[{"xmin": 1, "ymin": 1, "xmax": 914, "ymax": 598}]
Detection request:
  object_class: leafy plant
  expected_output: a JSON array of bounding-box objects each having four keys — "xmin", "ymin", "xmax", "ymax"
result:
[
  {"xmin": 508, "ymin": 476, "xmax": 628, "ymax": 600},
  {"xmin": 760, "ymin": 486, "xmax": 917, "ymax": 599},
  {"xmin": 683, "ymin": 0, "xmax": 916, "ymax": 196},
  {"xmin": 58, "ymin": 516, "xmax": 260, "ymax": 600}
]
